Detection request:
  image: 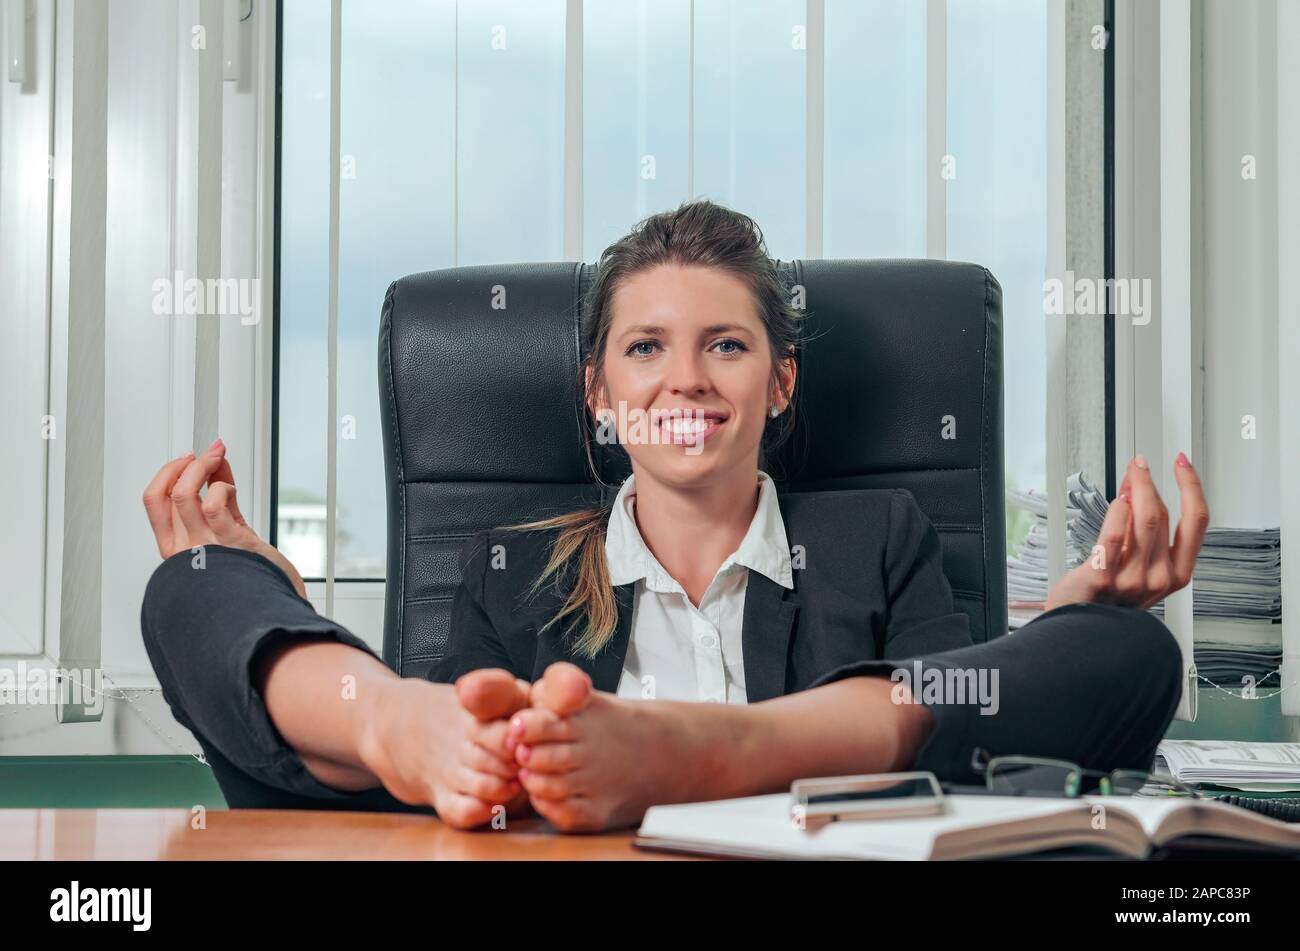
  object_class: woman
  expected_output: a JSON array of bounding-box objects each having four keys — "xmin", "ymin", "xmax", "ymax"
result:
[{"xmin": 140, "ymin": 200, "xmax": 1207, "ymax": 833}]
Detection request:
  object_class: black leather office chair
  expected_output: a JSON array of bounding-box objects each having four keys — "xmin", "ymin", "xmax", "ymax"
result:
[{"xmin": 379, "ymin": 258, "xmax": 1006, "ymax": 681}]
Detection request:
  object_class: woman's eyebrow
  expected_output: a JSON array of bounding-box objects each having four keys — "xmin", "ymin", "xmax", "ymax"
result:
[
  {"xmin": 618, "ymin": 322, "xmax": 755, "ymax": 339},
  {"xmin": 700, "ymin": 323, "xmax": 754, "ymax": 336},
  {"xmin": 620, "ymin": 324, "xmax": 665, "ymax": 339}
]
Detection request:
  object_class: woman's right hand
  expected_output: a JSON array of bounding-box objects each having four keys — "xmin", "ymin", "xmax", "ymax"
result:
[{"xmin": 142, "ymin": 437, "xmax": 308, "ymax": 599}]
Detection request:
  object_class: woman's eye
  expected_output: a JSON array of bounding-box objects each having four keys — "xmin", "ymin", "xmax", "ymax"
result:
[
  {"xmin": 712, "ymin": 338, "xmax": 748, "ymax": 355},
  {"xmin": 626, "ymin": 340, "xmax": 660, "ymax": 357}
]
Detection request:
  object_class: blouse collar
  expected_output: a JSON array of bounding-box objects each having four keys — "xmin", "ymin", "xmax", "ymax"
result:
[{"xmin": 604, "ymin": 469, "xmax": 794, "ymax": 593}]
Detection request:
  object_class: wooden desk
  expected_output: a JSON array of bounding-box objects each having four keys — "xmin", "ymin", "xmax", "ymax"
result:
[{"xmin": 0, "ymin": 809, "xmax": 693, "ymax": 860}]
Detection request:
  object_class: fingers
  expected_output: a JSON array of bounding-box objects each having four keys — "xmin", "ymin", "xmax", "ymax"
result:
[
  {"xmin": 1123, "ymin": 456, "xmax": 1166, "ymax": 569},
  {"xmin": 1089, "ymin": 490, "xmax": 1130, "ymax": 596},
  {"xmin": 1115, "ymin": 469, "xmax": 1135, "ymax": 552},
  {"xmin": 1148, "ymin": 471, "xmax": 1172, "ymax": 569},
  {"xmin": 1170, "ymin": 452, "xmax": 1210, "ymax": 589},
  {"xmin": 1134, "ymin": 456, "xmax": 1175, "ymax": 599},
  {"xmin": 142, "ymin": 453, "xmax": 195, "ymax": 557},
  {"xmin": 530, "ymin": 662, "xmax": 593, "ymax": 716},
  {"xmin": 1105, "ymin": 453, "xmax": 1204, "ymax": 607},
  {"xmin": 456, "ymin": 669, "xmax": 532, "ymax": 722},
  {"xmin": 209, "ymin": 453, "xmax": 248, "ymax": 527},
  {"xmin": 201, "ymin": 481, "xmax": 244, "ymax": 542},
  {"xmin": 169, "ymin": 444, "xmax": 228, "ymax": 543}
]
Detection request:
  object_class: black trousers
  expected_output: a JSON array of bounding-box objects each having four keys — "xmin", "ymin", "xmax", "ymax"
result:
[{"xmin": 140, "ymin": 546, "xmax": 1184, "ymax": 813}]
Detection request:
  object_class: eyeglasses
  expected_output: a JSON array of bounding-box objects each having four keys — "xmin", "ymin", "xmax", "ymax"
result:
[{"xmin": 969, "ymin": 749, "xmax": 1203, "ymax": 800}]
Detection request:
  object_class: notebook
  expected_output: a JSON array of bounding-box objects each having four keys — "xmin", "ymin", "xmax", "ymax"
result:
[{"xmin": 635, "ymin": 791, "xmax": 1300, "ymax": 860}]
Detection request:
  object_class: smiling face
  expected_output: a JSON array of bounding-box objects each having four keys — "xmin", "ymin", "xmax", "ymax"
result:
[{"xmin": 586, "ymin": 263, "xmax": 795, "ymax": 490}]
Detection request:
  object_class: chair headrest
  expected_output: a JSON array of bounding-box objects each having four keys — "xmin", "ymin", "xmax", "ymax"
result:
[{"xmin": 379, "ymin": 258, "xmax": 1005, "ymax": 677}]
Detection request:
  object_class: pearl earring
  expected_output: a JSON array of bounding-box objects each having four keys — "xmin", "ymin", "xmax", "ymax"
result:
[{"xmin": 769, "ymin": 405, "xmax": 781, "ymax": 418}]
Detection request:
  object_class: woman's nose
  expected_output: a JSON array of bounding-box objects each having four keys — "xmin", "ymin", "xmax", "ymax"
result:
[{"xmin": 664, "ymin": 350, "xmax": 710, "ymax": 396}]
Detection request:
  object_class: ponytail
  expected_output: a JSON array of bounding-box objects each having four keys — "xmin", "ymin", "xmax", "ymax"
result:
[{"xmin": 500, "ymin": 503, "xmax": 620, "ymax": 658}]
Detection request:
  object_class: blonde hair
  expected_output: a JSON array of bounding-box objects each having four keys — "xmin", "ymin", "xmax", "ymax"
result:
[
  {"xmin": 499, "ymin": 506, "xmax": 618, "ymax": 658},
  {"xmin": 501, "ymin": 199, "xmax": 802, "ymax": 658}
]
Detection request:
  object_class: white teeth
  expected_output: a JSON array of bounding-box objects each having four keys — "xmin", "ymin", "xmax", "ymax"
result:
[{"xmin": 663, "ymin": 418, "xmax": 710, "ymax": 434}]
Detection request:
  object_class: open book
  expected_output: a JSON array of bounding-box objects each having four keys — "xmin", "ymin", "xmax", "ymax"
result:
[{"xmin": 636, "ymin": 791, "xmax": 1300, "ymax": 860}]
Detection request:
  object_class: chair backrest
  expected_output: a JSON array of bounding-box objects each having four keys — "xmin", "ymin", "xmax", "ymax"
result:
[{"xmin": 379, "ymin": 258, "xmax": 1006, "ymax": 680}]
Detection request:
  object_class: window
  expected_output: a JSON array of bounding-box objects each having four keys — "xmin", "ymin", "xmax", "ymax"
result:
[{"xmin": 276, "ymin": 0, "xmax": 1072, "ymax": 583}]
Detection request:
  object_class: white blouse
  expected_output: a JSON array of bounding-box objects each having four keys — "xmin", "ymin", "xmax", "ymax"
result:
[{"xmin": 605, "ymin": 470, "xmax": 794, "ymax": 704}]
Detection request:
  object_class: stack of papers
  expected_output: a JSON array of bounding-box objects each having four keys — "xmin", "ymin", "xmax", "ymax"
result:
[
  {"xmin": 1193, "ymin": 640, "xmax": 1282, "ymax": 687},
  {"xmin": 1006, "ymin": 472, "xmax": 1283, "ymax": 633},
  {"xmin": 1005, "ymin": 472, "xmax": 1091, "ymax": 627},
  {"xmin": 1145, "ymin": 529, "xmax": 1282, "ymax": 622},
  {"xmin": 1156, "ymin": 740, "xmax": 1300, "ymax": 791}
]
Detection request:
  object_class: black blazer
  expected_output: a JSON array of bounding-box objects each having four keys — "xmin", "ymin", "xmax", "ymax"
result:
[{"xmin": 430, "ymin": 488, "xmax": 975, "ymax": 701}]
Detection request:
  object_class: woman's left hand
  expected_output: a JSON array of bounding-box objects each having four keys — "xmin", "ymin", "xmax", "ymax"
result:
[{"xmin": 1044, "ymin": 453, "xmax": 1209, "ymax": 613}]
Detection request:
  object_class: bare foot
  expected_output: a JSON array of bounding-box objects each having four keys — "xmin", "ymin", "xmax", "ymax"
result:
[
  {"xmin": 509, "ymin": 662, "xmax": 722, "ymax": 832},
  {"xmin": 456, "ymin": 668, "xmax": 533, "ymax": 722},
  {"xmin": 455, "ymin": 669, "xmax": 535, "ymax": 820},
  {"xmin": 362, "ymin": 668, "xmax": 531, "ymax": 828}
]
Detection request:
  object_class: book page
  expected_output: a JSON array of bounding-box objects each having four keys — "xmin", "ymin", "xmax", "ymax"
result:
[{"xmin": 1082, "ymin": 795, "xmax": 1195, "ymax": 839}]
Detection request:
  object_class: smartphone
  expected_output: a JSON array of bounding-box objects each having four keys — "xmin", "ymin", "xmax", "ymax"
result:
[{"xmin": 790, "ymin": 772, "xmax": 946, "ymax": 827}]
